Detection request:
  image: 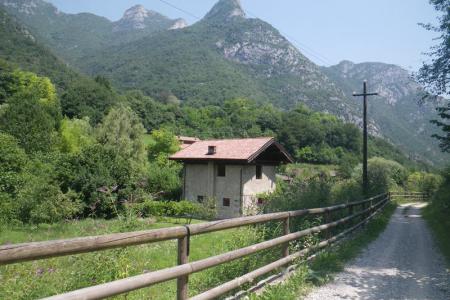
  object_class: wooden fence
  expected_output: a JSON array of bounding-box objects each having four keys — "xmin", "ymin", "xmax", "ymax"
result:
[
  {"xmin": 389, "ymin": 191, "xmax": 430, "ymax": 201},
  {"xmin": 1, "ymin": 192, "xmax": 420, "ymax": 300}
]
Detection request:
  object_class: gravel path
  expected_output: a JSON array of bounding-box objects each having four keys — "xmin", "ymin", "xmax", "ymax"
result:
[{"xmin": 304, "ymin": 203, "xmax": 450, "ymax": 300}]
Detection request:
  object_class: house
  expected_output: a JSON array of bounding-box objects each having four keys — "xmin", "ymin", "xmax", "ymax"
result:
[{"xmin": 169, "ymin": 137, "xmax": 293, "ymax": 219}]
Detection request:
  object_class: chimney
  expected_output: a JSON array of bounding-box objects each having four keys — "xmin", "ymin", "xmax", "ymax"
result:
[{"xmin": 207, "ymin": 145, "xmax": 217, "ymax": 155}]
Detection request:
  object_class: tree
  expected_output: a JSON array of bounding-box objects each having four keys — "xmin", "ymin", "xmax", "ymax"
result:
[
  {"xmin": 59, "ymin": 117, "xmax": 95, "ymax": 154},
  {"xmin": 418, "ymin": 0, "xmax": 450, "ymax": 152},
  {"xmin": 352, "ymin": 157, "xmax": 407, "ymax": 195},
  {"xmin": 147, "ymin": 129, "xmax": 180, "ymax": 160},
  {"xmin": 430, "ymin": 105, "xmax": 450, "ymax": 152},
  {"xmin": 61, "ymin": 77, "xmax": 120, "ymax": 124},
  {"xmin": 0, "ymin": 71, "xmax": 61, "ymax": 153},
  {"xmin": 96, "ymin": 105, "xmax": 147, "ymax": 168},
  {"xmin": 0, "ymin": 133, "xmax": 27, "ymax": 196},
  {"xmin": 17, "ymin": 153, "xmax": 82, "ymax": 223}
]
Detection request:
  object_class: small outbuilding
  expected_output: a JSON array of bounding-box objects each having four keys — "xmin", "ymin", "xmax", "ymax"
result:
[{"xmin": 170, "ymin": 137, "xmax": 293, "ymax": 219}]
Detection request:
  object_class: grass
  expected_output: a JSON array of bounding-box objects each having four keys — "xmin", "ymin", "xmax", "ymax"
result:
[
  {"xmin": 251, "ymin": 202, "xmax": 397, "ymax": 300},
  {"xmin": 422, "ymin": 195, "xmax": 450, "ymax": 266},
  {"xmin": 0, "ymin": 217, "xmax": 264, "ymax": 299},
  {"xmin": 0, "ymin": 202, "xmax": 398, "ymax": 299}
]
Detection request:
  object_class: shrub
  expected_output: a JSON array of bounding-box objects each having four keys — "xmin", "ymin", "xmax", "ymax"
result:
[
  {"xmin": 266, "ymin": 176, "xmax": 334, "ymax": 213},
  {"xmin": 134, "ymin": 200, "xmax": 209, "ymax": 219},
  {"xmin": 352, "ymin": 157, "xmax": 407, "ymax": 195},
  {"xmin": 407, "ymin": 172, "xmax": 443, "ymax": 196},
  {"xmin": 147, "ymin": 158, "xmax": 182, "ymax": 200}
]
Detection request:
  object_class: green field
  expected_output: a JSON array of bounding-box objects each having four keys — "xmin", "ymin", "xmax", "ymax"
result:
[{"xmin": 0, "ymin": 217, "xmax": 267, "ymax": 299}]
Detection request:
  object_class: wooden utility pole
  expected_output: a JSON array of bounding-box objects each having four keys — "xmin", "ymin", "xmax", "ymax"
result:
[{"xmin": 353, "ymin": 81, "xmax": 378, "ymax": 195}]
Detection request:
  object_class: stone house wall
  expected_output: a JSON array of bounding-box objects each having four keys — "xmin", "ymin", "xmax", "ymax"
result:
[{"xmin": 183, "ymin": 162, "xmax": 276, "ymax": 219}]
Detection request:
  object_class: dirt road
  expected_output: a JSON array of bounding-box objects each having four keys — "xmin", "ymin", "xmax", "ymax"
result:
[{"xmin": 304, "ymin": 203, "xmax": 450, "ymax": 300}]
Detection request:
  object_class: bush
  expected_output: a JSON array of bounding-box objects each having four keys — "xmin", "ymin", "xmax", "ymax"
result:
[
  {"xmin": 147, "ymin": 158, "xmax": 182, "ymax": 200},
  {"xmin": 352, "ymin": 157, "xmax": 407, "ymax": 195},
  {"xmin": 407, "ymin": 172, "xmax": 443, "ymax": 196},
  {"xmin": 16, "ymin": 156, "xmax": 83, "ymax": 223},
  {"xmin": 134, "ymin": 200, "xmax": 209, "ymax": 219},
  {"xmin": 266, "ymin": 176, "xmax": 334, "ymax": 213}
]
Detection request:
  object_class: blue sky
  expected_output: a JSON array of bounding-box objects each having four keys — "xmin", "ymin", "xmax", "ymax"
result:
[{"xmin": 47, "ymin": 0, "xmax": 440, "ymax": 71}]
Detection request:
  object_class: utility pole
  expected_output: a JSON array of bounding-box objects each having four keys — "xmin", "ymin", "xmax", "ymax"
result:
[{"xmin": 353, "ymin": 81, "xmax": 378, "ymax": 196}]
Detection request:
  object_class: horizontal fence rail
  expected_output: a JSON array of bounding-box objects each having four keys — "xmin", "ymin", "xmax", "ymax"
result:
[
  {"xmin": 0, "ymin": 192, "xmax": 407, "ymax": 300},
  {"xmin": 389, "ymin": 192, "xmax": 429, "ymax": 200}
]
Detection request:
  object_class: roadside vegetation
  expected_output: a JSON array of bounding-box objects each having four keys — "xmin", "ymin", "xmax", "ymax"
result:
[{"xmin": 423, "ymin": 167, "xmax": 450, "ymax": 265}]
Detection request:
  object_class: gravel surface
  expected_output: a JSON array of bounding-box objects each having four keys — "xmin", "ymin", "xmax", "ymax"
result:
[{"xmin": 304, "ymin": 203, "xmax": 450, "ymax": 300}]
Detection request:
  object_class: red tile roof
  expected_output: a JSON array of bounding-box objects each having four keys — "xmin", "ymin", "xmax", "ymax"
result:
[{"xmin": 170, "ymin": 137, "xmax": 293, "ymax": 163}]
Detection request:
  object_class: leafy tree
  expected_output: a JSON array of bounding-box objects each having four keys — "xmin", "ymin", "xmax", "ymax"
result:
[
  {"xmin": 0, "ymin": 71, "xmax": 61, "ymax": 153},
  {"xmin": 418, "ymin": 0, "xmax": 450, "ymax": 152},
  {"xmin": 96, "ymin": 105, "xmax": 148, "ymax": 169},
  {"xmin": 431, "ymin": 105, "xmax": 450, "ymax": 152},
  {"xmin": 146, "ymin": 129, "xmax": 182, "ymax": 199},
  {"xmin": 148, "ymin": 158, "xmax": 183, "ymax": 200},
  {"xmin": 353, "ymin": 157, "xmax": 407, "ymax": 195},
  {"xmin": 59, "ymin": 117, "xmax": 95, "ymax": 154},
  {"xmin": 61, "ymin": 77, "xmax": 120, "ymax": 124},
  {"xmin": 407, "ymin": 172, "xmax": 443, "ymax": 195},
  {"xmin": 17, "ymin": 154, "xmax": 82, "ymax": 223},
  {"xmin": 147, "ymin": 129, "xmax": 180, "ymax": 160},
  {"xmin": 418, "ymin": 0, "xmax": 450, "ymax": 95},
  {"xmin": 124, "ymin": 90, "xmax": 174, "ymax": 132},
  {"xmin": 64, "ymin": 144, "xmax": 134, "ymax": 217},
  {"xmin": 0, "ymin": 133, "xmax": 27, "ymax": 195}
]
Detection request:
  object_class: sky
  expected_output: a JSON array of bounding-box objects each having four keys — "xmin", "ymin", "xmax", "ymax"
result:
[{"xmin": 47, "ymin": 0, "xmax": 441, "ymax": 71}]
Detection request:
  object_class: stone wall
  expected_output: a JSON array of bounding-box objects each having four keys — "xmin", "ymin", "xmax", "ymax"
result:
[{"xmin": 183, "ymin": 162, "xmax": 276, "ymax": 219}]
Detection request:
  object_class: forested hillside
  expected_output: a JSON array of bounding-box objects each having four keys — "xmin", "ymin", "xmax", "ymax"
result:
[
  {"xmin": 0, "ymin": 0, "xmax": 444, "ymax": 226},
  {"xmin": 1, "ymin": 0, "xmax": 444, "ymax": 165},
  {"xmin": 0, "ymin": 7, "xmax": 79, "ymax": 88}
]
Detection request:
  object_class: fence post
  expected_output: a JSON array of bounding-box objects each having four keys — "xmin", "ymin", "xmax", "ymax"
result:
[
  {"xmin": 177, "ymin": 232, "xmax": 189, "ymax": 300},
  {"xmin": 325, "ymin": 210, "xmax": 332, "ymax": 238},
  {"xmin": 282, "ymin": 215, "xmax": 290, "ymax": 258}
]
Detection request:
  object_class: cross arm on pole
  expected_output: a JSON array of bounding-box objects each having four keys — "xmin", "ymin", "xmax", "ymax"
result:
[{"xmin": 353, "ymin": 92, "xmax": 379, "ymax": 97}]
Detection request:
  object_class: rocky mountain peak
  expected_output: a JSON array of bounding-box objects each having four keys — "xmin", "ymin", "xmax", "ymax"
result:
[
  {"xmin": 0, "ymin": 0, "xmax": 59, "ymax": 15},
  {"xmin": 114, "ymin": 4, "xmax": 175, "ymax": 32},
  {"xmin": 203, "ymin": 0, "xmax": 245, "ymax": 22},
  {"xmin": 119, "ymin": 5, "xmax": 157, "ymax": 29},
  {"xmin": 169, "ymin": 18, "xmax": 188, "ymax": 30}
]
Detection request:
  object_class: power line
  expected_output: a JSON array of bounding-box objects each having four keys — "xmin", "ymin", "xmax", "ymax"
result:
[{"xmin": 157, "ymin": 0, "xmax": 201, "ymax": 20}]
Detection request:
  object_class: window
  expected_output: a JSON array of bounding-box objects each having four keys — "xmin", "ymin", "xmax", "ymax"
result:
[
  {"xmin": 197, "ymin": 196, "xmax": 204, "ymax": 203},
  {"xmin": 223, "ymin": 198, "xmax": 230, "ymax": 207},
  {"xmin": 256, "ymin": 165, "xmax": 263, "ymax": 179},
  {"xmin": 217, "ymin": 164, "xmax": 226, "ymax": 177}
]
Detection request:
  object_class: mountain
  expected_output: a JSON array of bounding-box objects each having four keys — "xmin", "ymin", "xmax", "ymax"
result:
[
  {"xmin": 113, "ymin": 5, "xmax": 187, "ymax": 32},
  {"xmin": 0, "ymin": 5, "xmax": 81, "ymax": 88},
  {"xmin": 76, "ymin": 0, "xmax": 357, "ymax": 119},
  {"xmin": 0, "ymin": 0, "xmax": 446, "ymax": 165},
  {"xmin": 0, "ymin": 0, "xmax": 187, "ymax": 65},
  {"xmin": 323, "ymin": 61, "xmax": 447, "ymax": 164}
]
